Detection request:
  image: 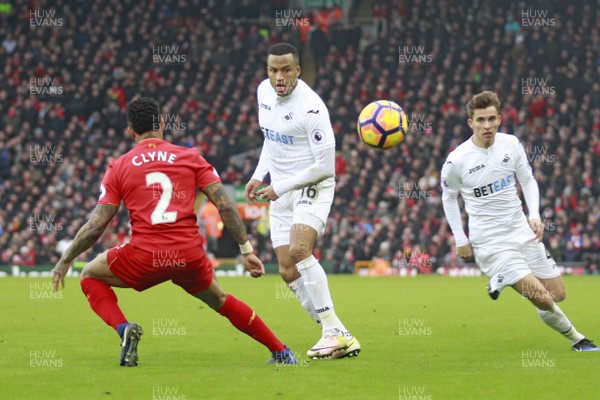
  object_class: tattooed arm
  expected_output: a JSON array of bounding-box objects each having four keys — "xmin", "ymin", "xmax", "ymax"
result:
[
  {"xmin": 203, "ymin": 182, "xmax": 248, "ymax": 245},
  {"xmin": 52, "ymin": 203, "xmax": 119, "ymax": 291},
  {"xmin": 61, "ymin": 204, "xmax": 120, "ymax": 263}
]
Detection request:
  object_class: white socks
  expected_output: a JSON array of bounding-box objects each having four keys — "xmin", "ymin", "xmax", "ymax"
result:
[
  {"xmin": 537, "ymin": 304, "xmax": 584, "ymax": 345},
  {"xmin": 288, "ymin": 276, "xmax": 320, "ymax": 324},
  {"xmin": 296, "ymin": 255, "xmax": 349, "ymax": 335}
]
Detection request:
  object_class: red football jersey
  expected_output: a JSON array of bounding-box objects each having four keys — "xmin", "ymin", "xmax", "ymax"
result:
[{"xmin": 98, "ymin": 138, "xmax": 220, "ymax": 251}]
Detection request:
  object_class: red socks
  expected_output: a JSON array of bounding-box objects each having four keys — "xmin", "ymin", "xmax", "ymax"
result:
[
  {"xmin": 81, "ymin": 277, "xmax": 127, "ymax": 331},
  {"xmin": 80, "ymin": 278, "xmax": 284, "ymax": 352},
  {"xmin": 218, "ymin": 294, "xmax": 285, "ymax": 352}
]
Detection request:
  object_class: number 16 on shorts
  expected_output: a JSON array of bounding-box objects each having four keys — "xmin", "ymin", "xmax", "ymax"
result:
[{"xmin": 300, "ymin": 185, "xmax": 319, "ymax": 200}]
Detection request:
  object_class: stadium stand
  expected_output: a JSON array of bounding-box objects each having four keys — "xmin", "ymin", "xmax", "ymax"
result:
[{"xmin": 1, "ymin": 0, "xmax": 598, "ymax": 274}]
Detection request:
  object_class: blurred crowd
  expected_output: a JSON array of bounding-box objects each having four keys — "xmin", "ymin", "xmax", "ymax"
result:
[{"xmin": 1, "ymin": 0, "xmax": 598, "ymax": 274}]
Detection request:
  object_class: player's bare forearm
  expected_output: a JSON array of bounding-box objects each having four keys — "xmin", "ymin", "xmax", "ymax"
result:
[
  {"xmin": 204, "ymin": 182, "xmax": 248, "ymax": 244},
  {"xmin": 61, "ymin": 204, "xmax": 119, "ymax": 263}
]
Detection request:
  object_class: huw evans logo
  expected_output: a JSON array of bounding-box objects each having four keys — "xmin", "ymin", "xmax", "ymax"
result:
[
  {"xmin": 152, "ymin": 114, "xmax": 187, "ymax": 133},
  {"xmin": 398, "ymin": 386, "xmax": 432, "ymax": 400},
  {"xmin": 30, "ymin": 77, "xmax": 63, "ymax": 97},
  {"xmin": 30, "ymin": 350, "xmax": 63, "ymax": 368},
  {"xmin": 30, "ymin": 282, "xmax": 63, "ymax": 300},
  {"xmin": 275, "ymin": 10, "xmax": 310, "ymax": 29},
  {"xmin": 525, "ymin": 145, "xmax": 556, "ymax": 164},
  {"xmin": 398, "ymin": 46, "xmax": 433, "ymax": 65},
  {"xmin": 152, "ymin": 318, "xmax": 187, "ymax": 336},
  {"xmin": 396, "ymin": 249, "xmax": 433, "ymax": 271},
  {"xmin": 29, "ymin": 9, "xmax": 63, "ymax": 29},
  {"xmin": 521, "ymin": 78, "xmax": 555, "ymax": 97},
  {"xmin": 521, "ymin": 10, "xmax": 556, "ymax": 29},
  {"xmin": 152, "ymin": 45, "xmax": 187, "ymax": 65},
  {"xmin": 152, "ymin": 386, "xmax": 187, "ymax": 400},
  {"xmin": 397, "ymin": 318, "xmax": 432, "ymax": 336},
  {"xmin": 521, "ymin": 350, "xmax": 555, "ymax": 368},
  {"xmin": 399, "ymin": 181, "xmax": 431, "ymax": 200},
  {"xmin": 151, "ymin": 250, "xmax": 187, "ymax": 269},
  {"xmin": 29, "ymin": 145, "xmax": 63, "ymax": 165},
  {"xmin": 407, "ymin": 113, "xmax": 432, "ymax": 135},
  {"xmin": 29, "ymin": 213, "xmax": 63, "ymax": 233}
]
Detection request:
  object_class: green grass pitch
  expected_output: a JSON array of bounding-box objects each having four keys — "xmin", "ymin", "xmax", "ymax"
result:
[{"xmin": 3, "ymin": 275, "xmax": 599, "ymax": 399}]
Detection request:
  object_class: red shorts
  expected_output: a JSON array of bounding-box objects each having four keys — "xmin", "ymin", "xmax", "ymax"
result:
[{"xmin": 107, "ymin": 243, "xmax": 213, "ymax": 294}]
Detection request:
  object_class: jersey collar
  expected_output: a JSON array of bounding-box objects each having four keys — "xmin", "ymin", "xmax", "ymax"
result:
[
  {"xmin": 469, "ymin": 136, "xmax": 494, "ymax": 153},
  {"xmin": 138, "ymin": 137, "xmax": 164, "ymax": 144},
  {"xmin": 136, "ymin": 137, "xmax": 165, "ymax": 147}
]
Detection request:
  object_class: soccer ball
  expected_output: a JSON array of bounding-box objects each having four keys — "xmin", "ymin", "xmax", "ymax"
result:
[{"xmin": 357, "ymin": 100, "xmax": 408, "ymax": 149}]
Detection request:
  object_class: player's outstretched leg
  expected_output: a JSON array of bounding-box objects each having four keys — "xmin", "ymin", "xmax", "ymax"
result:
[
  {"xmin": 80, "ymin": 251, "xmax": 143, "ymax": 366},
  {"xmin": 513, "ymin": 275, "xmax": 599, "ymax": 352},
  {"xmin": 192, "ymin": 279, "xmax": 298, "ymax": 364}
]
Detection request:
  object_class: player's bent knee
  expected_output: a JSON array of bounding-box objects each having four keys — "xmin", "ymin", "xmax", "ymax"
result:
[
  {"xmin": 80, "ymin": 268, "xmax": 91, "ymax": 280},
  {"xmin": 80, "ymin": 263, "xmax": 97, "ymax": 280},
  {"xmin": 198, "ymin": 292, "xmax": 226, "ymax": 311},
  {"xmin": 553, "ymin": 290, "xmax": 566, "ymax": 302},
  {"xmin": 192, "ymin": 280, "xmax": 228, "ymax": 311},
  {"xmin": 543, "ymin": 279, "xmax": 566, "ymax": 302},
  {"xmin": 288, "ymin": 244, "xmax": 312, "ymax": 264},
  {"xmin": 214, "ymin": 292, "xmax": 227, "ymax": 310},
  {"xmin": 79, "ymin": 251, "xmax": 111, "ymax": 280}
]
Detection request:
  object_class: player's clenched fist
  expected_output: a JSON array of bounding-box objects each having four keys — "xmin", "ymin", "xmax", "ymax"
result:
[
  {"xmin": 242, "ymin": 253, "xmax": 265, "ymax": 277},
  {"xmin": 244, "ymin": 179, "xmax": 262, "ymax": 204},
  {"xmin": 456, "ymin": 243, "xmax": 473, "ymax": 260},
  {"xmin": 529, "ymin": 218, "xmax": 544, "ymax": 242}
]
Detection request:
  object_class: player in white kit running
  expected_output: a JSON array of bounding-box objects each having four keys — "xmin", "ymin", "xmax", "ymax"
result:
[
  {"xmin": 245, "ymin": 43, "xmax": 360, "ymax": 359},
  {"xmin": 441, "ymin": 91, "xmax": 598, "ymax": 351}
]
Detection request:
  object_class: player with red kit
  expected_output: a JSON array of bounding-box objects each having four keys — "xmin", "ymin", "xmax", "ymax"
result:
[{"xmin": 51, "ymin": 97, "xmax": 297, "ymax": 366}]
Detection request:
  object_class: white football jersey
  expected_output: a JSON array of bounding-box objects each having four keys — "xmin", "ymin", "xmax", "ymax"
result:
[
  {"xmin": 441, "ymin": 132, "xmax": 535, "ymax": 245},
  {"xmin": 257, "ymin": 79, "xmax": 335, "ymax": 184}
]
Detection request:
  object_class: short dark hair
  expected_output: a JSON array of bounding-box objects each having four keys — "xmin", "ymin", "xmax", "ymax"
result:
[
  {"xmin": 267, "ymin": 43, "xmax": 300, "ymax": 65},
  {"xmin": 466, "ymin": 91, "xmax": 501, "ymax": 119},
  {"xmin": 127, "ymin": 97, "xmax": 161, "ymax": 135}
]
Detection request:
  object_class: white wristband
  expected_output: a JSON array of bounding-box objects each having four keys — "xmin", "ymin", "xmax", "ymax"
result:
[{"xmin": 239, "ymin": 241, "xmax": 253, "ymax": 255}]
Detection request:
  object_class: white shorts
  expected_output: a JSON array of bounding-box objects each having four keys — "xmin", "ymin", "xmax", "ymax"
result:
[
  {"xmin": 269, "ymin": 179, "xmax": 334, "ymax": 248},
  {"xmin": 473, "ymin": 230, "xmax": 560, "ymax": 293}
]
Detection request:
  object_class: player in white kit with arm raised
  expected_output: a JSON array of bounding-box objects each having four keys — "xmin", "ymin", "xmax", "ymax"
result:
[
  {"xmin": 245, "ymin": 43, "xmax": 360, "ymax": 359},
  {"xmin": 441, "ymin": 91, "xmax": 598, "ymax": 351}
]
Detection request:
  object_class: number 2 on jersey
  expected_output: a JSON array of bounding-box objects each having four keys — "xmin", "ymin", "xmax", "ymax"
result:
[{"xmin": 146, "ymin": 172, "xmax": 178, "ymax": 224}]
